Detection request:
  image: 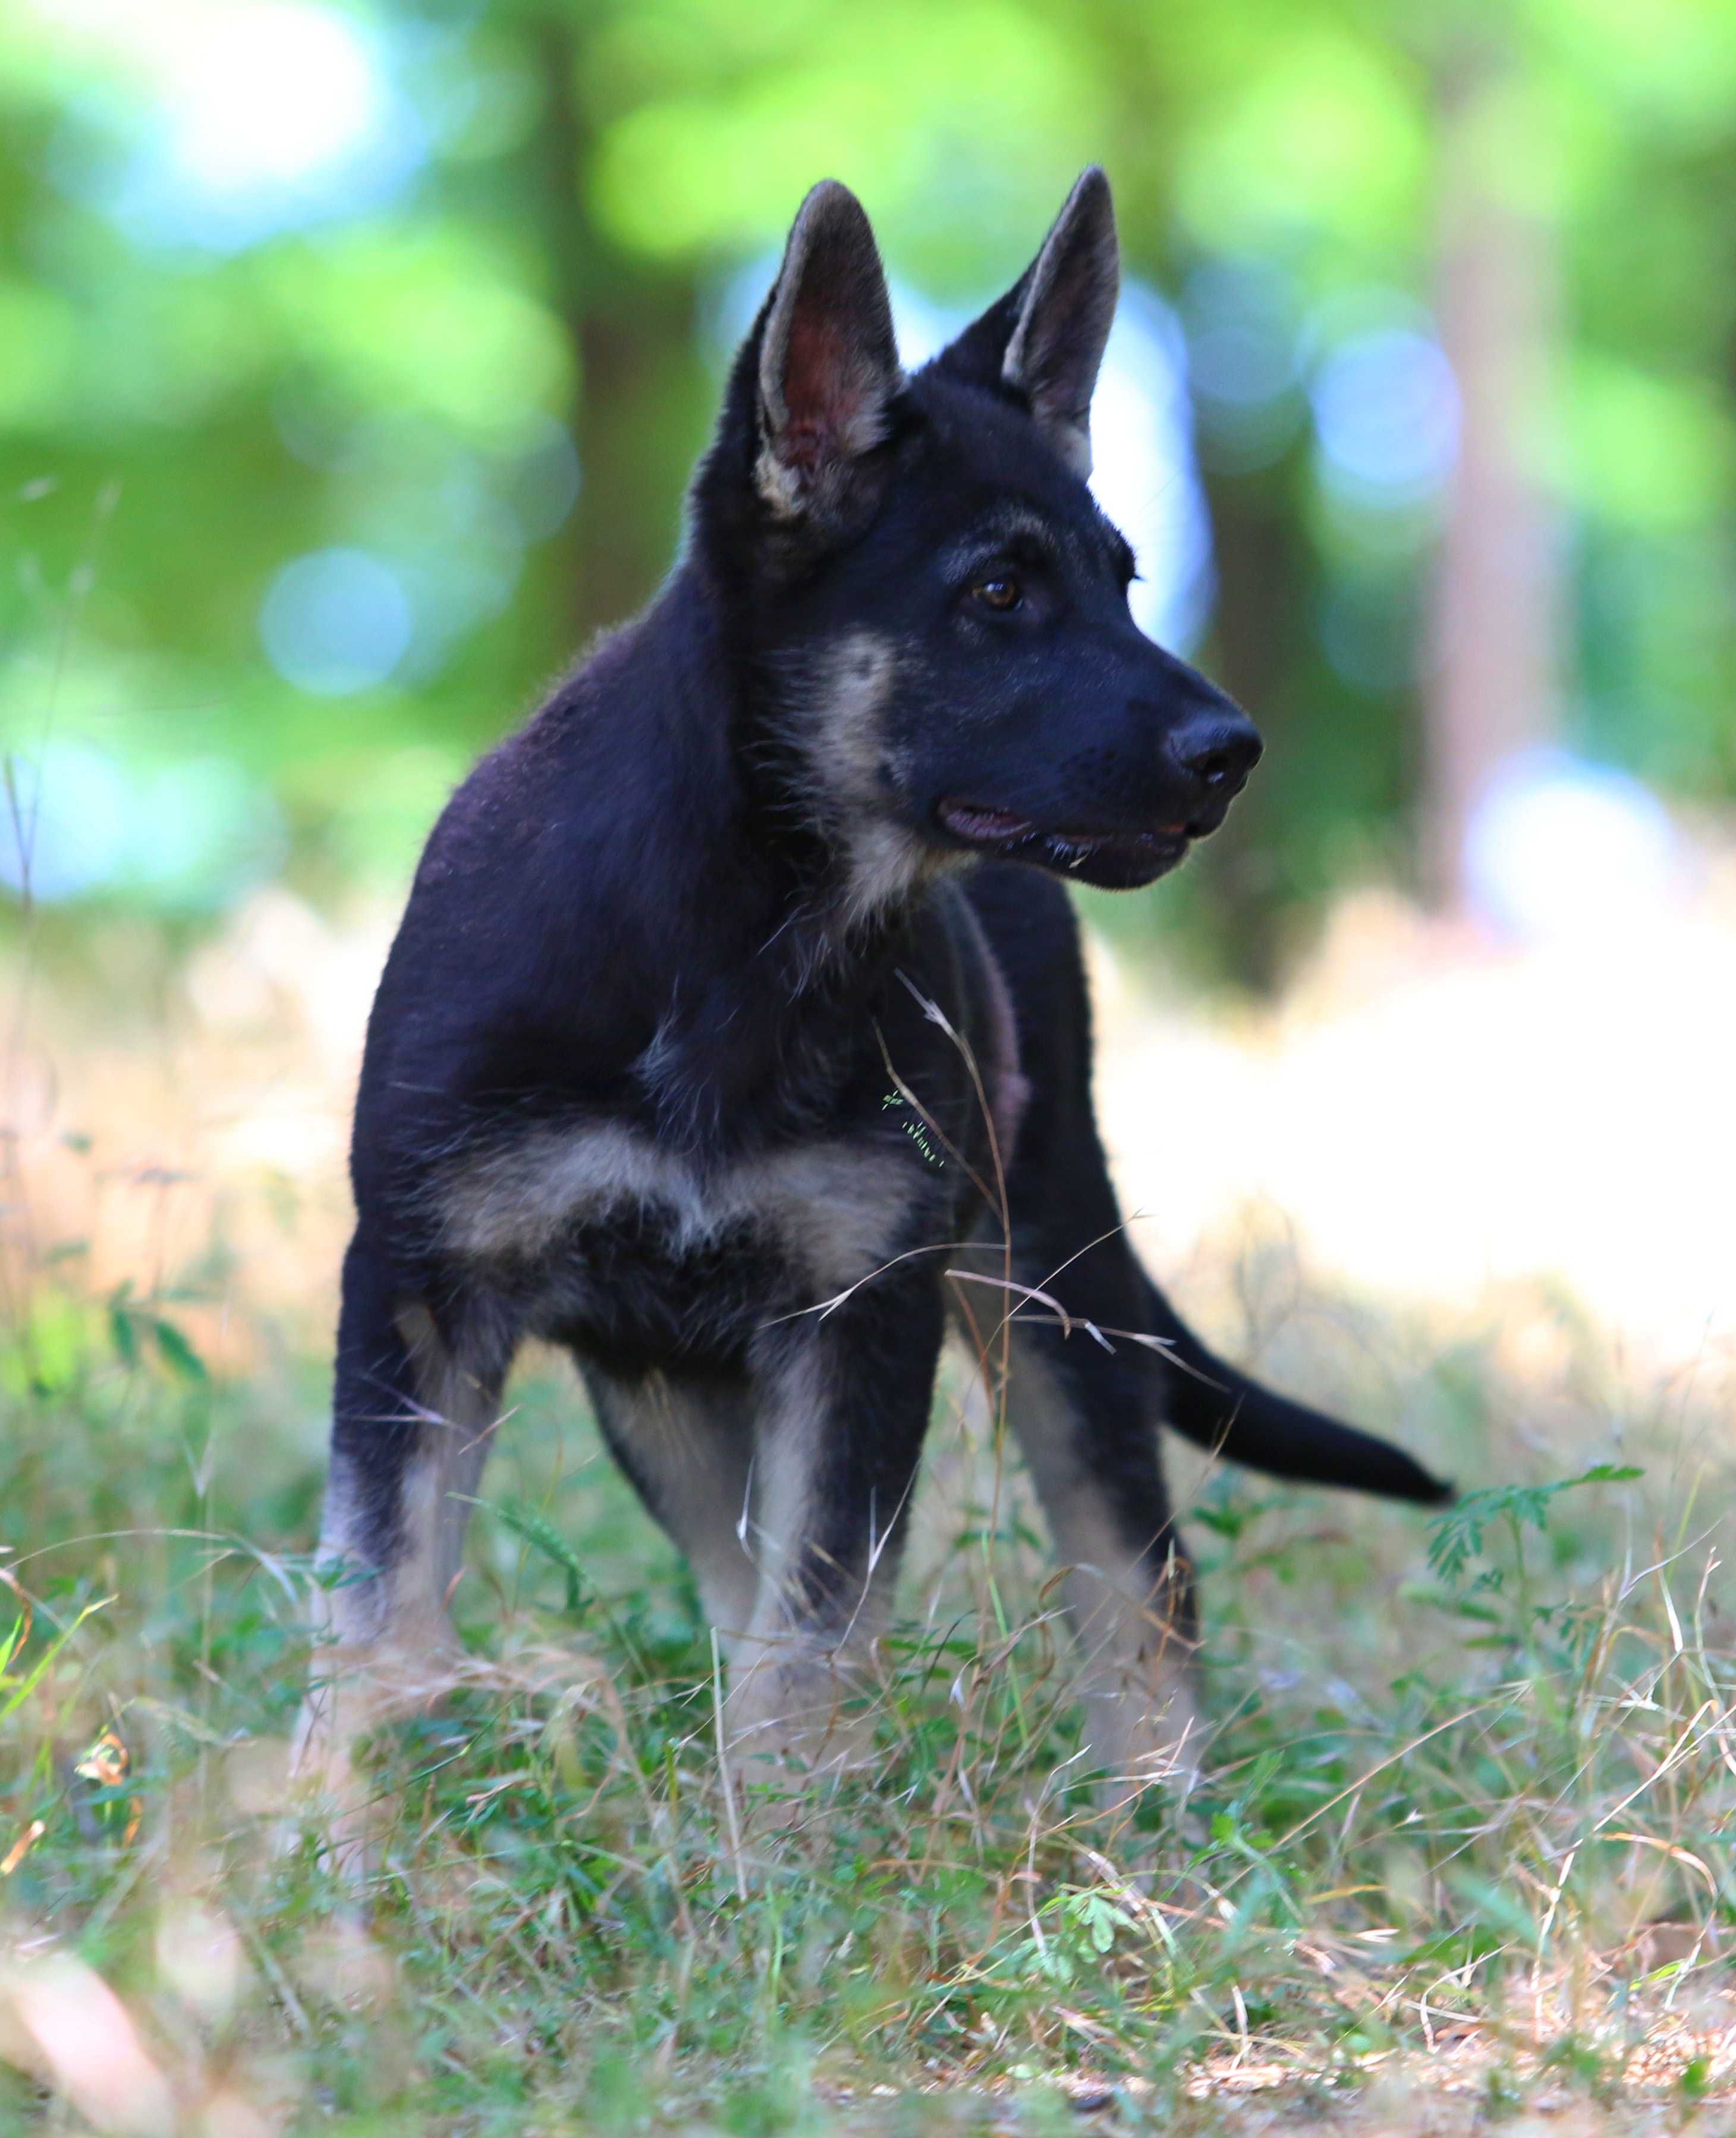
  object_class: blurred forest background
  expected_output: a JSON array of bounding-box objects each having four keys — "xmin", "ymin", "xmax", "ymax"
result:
[{"xmin": 3, "ymin": 0, "xmax": 1734, "ymax": 980}]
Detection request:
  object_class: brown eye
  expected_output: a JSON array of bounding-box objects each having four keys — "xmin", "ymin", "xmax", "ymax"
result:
[{"xmin": 973, "ymin": 575, "xmax": 1023, "ymax": 612}]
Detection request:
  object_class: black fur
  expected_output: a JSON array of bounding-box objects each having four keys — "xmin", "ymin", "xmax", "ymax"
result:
[{"xmin": 314, "ymin": 171, "xmax": 1448, "ymax": 1780}]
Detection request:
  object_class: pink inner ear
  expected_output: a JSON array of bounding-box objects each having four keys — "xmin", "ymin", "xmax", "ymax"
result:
[{"xmin": 782, "ymin": 313, "xmax": 857, "ymax": 471}]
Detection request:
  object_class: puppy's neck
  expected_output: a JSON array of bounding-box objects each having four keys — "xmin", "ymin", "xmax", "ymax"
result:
[{"xmin": 575, "ymin": 595, "xmax": 923, "ymax": 1150}]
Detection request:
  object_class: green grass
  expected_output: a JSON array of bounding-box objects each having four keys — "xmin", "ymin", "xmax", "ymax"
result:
[{"xmin": 2, "ymin": 1268, "xmax": 1735, "ymax": 2134}]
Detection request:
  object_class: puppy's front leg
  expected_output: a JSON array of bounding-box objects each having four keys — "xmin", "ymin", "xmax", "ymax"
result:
[
  {"xmin": 724, "ymin": 1272, "xmax": 944, "ymax": 1794},
  {"xmin": 289, "ymin": 1235, "xmax": 514, "ymax": 1876}
]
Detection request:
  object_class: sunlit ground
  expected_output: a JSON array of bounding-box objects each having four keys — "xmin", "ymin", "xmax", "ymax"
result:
[
  {"xmin": 1092, "ymin": 832, "xmax": 1736, "ymax": 1383},
  {"xmin": 2, "ymin": 850, "xmax": 1734, "ymax": 2130}
]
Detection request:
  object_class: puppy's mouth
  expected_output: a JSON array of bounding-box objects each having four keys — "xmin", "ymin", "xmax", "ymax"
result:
[{"xmin": 936, "ymin": 798, "xmax": 1209, "ymax": 889}]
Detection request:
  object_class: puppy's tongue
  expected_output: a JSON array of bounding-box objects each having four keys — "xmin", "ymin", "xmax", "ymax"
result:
[
  {"xmin": 941, "ymin": 798, "xmax": 1193, "ymax": 850},
  {"xmin": 939, "ymin": 801, "xmax": 1033, "ymax": 843}
]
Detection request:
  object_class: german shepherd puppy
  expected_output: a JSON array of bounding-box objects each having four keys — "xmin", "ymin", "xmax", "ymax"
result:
[{"xmin": 292, "ymin": 169, "xmax": 1447, "ymax": 1834}]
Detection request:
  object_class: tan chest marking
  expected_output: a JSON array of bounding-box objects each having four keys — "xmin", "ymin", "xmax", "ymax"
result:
[{"xmin": 437, "ymin": 1123, "xmax": 921, "ymax": 1298}]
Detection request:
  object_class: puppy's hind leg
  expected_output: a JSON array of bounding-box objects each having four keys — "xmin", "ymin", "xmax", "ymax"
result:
[
  {"xmin": 289, "ymin": 1233, "xmax": 517, "ymax": 1876},
  {"xmin": 993, "ymin": 1323, "xmax": 1203, "ymax": 1809},
  {"xmin": 967, "ymin": 1119, "xmax": 1206, "ymax": 1811}
]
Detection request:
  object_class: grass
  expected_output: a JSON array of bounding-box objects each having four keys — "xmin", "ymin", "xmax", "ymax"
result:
[
  {"xmin": 2, "ymin": 1234, "xmax": 1735, "ymax": 2134},
  {"xmin": 1, "ymin": 898, "xmax": 1733, "ymax": 2133}
]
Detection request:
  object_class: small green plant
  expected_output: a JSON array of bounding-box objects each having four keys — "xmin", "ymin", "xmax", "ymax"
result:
[
  {"xmin": 106, "ymin": 1278, "xmax": 209, "ymax": 1383},
  {"xmin": 1426, "ymin": 1463, "xmax": 1645, "ymax": 1585},
  {"xmin": 485, "ymin": 1491, "xmax": 595, "ymax": 1620}
]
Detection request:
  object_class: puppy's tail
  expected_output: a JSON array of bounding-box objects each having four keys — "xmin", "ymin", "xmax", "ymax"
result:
[{"xmin": 1140, "ymin": 1272, "xmax": 1453, "ymax": 1505}]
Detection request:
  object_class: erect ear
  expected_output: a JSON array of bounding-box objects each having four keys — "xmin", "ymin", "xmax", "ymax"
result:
[
  {"xmin": 932, "ymin": 168, "xmax": 1119, "ymax": 478},
  {"xmin": 756, "ymin": 180, "xmax": 902, "ymax": 521}
]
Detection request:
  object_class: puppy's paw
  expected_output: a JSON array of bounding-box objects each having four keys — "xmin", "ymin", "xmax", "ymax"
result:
[
  {"xmin": 278, "ymin": 1699, "xmax": 383, "ymax": 1889},
  {"xmin": 280, "ymin": 1647, "xmax": 454, "ymax": 1888},
  {"xmin": 721, "ymin": 1649, "xmax": 879, "ymax": 1840},
  {"xmin": 1085, "ymin": 1669, "xmax": 1207, "ymax": 1817}
]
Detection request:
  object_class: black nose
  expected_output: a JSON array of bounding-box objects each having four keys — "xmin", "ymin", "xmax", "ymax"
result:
[{"xmin": 1168, "ymin": 710, "xmax": 1263, "ymax": 797}]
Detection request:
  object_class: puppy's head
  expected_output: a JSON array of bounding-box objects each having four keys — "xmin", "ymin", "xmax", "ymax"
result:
[{"xmin": 695, "ymin": 171, "xmax": 1262, "ymax": 900}]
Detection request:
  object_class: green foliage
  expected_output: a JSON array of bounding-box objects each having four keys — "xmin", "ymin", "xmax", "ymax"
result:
[{"xmin": 2, "ymin": 0, "xmax": 1735, "ymax": 966}]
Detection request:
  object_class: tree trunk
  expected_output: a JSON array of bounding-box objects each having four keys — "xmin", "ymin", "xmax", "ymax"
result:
[
  {"xmin": 1194, "ymin": 447, "xmax": 1312, "ymax": 989},
  {"xmin": 529, "ymin": 15, "xmax": 709, "ymax": 650},
  {"xmin": 1424, "ymin": 56, "xmax": 1564, "ymax": 907}
]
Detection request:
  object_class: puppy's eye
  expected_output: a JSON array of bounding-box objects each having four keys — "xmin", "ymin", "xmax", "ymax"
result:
[{"xmin": 972, "ymin": 575, "xmax": 1023, "ymax": 613}]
